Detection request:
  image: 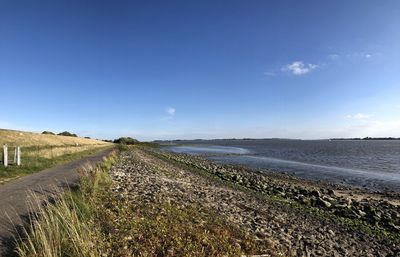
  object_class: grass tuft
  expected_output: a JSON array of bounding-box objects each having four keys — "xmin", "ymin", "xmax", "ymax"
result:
[{"xmin": 15, "ymin": 152, "xmax": 118, "ymax": 257}]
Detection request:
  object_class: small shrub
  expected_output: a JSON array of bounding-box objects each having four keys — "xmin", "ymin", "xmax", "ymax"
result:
[
  {"xmin": 58, "ymin": 131, "xmax": 78, "ymax": 137},
  {"xmin": 42, "ymin": 131, "xmax": 55, "ymax": 135},
  {"xmin": 113, "ymin": 137, "xmax": 139, "ymax": 145}
]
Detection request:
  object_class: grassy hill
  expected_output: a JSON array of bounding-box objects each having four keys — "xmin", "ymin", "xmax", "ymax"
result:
[
  {"xmin": 0, "ymin": 129, "xmax": 113, "ymax": 182},
  {"xmin": 0, "ymin": 129, "xmax": 108, "ymax": 147}
]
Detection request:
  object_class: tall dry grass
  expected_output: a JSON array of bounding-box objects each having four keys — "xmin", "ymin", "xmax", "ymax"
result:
[
  {"xmin": 0, "ymin": 129, "xmax": 110, "ymax": 147},
  {"xmin": 24, "ymin": 145, "xmax": 107, "ymax": 159},
  {"xmin": 16, "ymin": 192, "xmax": 101, "ymax": 257},
  {"xmin": 15, "ymin": 153, "xmax": 117, "ymax": 257}
]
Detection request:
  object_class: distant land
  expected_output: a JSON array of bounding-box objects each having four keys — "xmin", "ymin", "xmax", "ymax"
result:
[
  {"xmin": 154, "ymin": 137, "xmax": 400, "ymax": 143},
  {"xmin": 330, "ymin": 137, "xmax": 400, "ymax": 140}
]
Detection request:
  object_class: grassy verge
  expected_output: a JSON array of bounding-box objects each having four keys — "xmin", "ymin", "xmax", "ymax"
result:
[
  {"xmin": 0, "ymin": 145, "xmax": 113, "ymax": 182},
  {"xmin": 15, "ymin": 152, "xmax": 117, "ymax": 257},
  {"xmin": 16, "ymin": 148, "xmax": 276, "ymax": 257}
]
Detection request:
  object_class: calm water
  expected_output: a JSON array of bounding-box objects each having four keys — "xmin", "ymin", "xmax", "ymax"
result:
[{"xmin": 165, "ymin": 139, "xmax": 400, "ymax": 192}]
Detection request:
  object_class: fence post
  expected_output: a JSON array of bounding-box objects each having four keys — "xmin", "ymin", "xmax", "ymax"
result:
[
  {"xmin": 14, "ymin": 146, "xmax": 21, "ymax": 166},
  {"xmin": 3, "ymin": 144, "xmax": 8, "ymax": 167}
]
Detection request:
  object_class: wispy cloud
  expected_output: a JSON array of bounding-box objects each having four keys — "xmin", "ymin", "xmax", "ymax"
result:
[
  {"xmin": 346, "ymin": 52, "xmax": 373, "ymax": 60},
  {"xmin": 328, "ymin": 54, "xmax": 340, "ymax": 60},
  {"xmin": 328, "ymin": 51, "xmax": 373, "ymax": 62},
  {"xmin": 263, "ymin": 71, "xmax": 275, "ymax": 77},
  {"xmin": 282, "ymin": 61, "xmax": 318, "ymax": 75},
  {"xmin": 344, "ymin": 113, "xmax": 373, "ymax": 120},
  {"xmin": 162, "ymin": 107, "xmax": 176, "ymax": 120},
  {"xmin": 166, "ymin": 107, "xmax": 176, "ymax": 116}
]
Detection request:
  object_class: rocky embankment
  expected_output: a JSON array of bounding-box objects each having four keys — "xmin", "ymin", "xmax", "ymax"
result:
[
  {"xmin": 154, "ymin": 149, "xmax": 400, "ymax": 235},
  {"xmin": 110, "ymin": 147, "xmax": 400, "ymax": 256}
]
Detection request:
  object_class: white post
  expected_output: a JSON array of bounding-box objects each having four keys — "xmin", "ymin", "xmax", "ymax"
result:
[
  {"xmin": 3, "ymin": 144, "xmax": 8, "ymax": 167},
  {"xmin": 15, "ymin": 146, "xmax": 21, "ymax": 166}
]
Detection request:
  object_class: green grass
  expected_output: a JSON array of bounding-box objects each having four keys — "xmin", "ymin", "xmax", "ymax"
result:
[
  {"xmin": 0, "ymin": 145, "xmax": 113, "ymax": 182},
  {"xmin": 15, "ymin": 152, "xmax": 117, "ymax": 257},
  {"xmin": 94, "ymin": 200, "xmax": 275, "ymax": 257}
]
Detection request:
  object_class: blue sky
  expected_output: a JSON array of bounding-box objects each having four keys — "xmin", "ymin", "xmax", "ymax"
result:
[{"xmin": 1, "ymin": 1, "xmax": 399, "ymax": 140}]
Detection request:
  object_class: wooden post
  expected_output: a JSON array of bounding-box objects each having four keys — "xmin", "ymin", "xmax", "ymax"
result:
[
  {"xmin": 14, "ymin": 146, "xmax": 21, "ymax": 166},
  {"xmin": 3, "ymin": 144, "xmax": 8, "ymax": 167},
  {"xmin": 14, "ymin": 147, "xmax": 16, "ymax": 164}
]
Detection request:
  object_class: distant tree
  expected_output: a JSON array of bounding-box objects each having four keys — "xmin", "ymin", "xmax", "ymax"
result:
[
  {"xmin": 102, "ymin": 139, "xmax": 113, "ymax": 143},
  {"xmin": 42, "ymin": 131, "xmax": 55, "ymax": 135},
  {"xmin": 84, "ymin": 136, "xmax": 91, "ymax": 139},
  {"xmin": 57, "ymin": 131, "xmax": 78, "ymax": 137},
  {"xmin": 113, "ymin": 137, "xmax": 139, "ymax": 145}
]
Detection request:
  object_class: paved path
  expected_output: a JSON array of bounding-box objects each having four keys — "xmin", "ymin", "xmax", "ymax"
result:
[{"xmin": 0, "ymin": 148, "xmax": 114, "ymax": 256}]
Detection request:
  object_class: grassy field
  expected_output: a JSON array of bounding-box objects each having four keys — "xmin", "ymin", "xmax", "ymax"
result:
[
  {"xmin": 0, "ymin": 129, "xmax": 112, "ymax": 182},
  {"xmin": 0, "ymin": 129, "xmax": 107, "ymax": 146}
]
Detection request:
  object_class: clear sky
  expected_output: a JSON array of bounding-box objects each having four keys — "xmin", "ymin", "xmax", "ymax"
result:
[{"xmin": 1, "ymin": 1, "xmax": 399, "ymax": 140}]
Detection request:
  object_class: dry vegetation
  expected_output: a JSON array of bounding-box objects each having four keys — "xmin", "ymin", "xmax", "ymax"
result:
[
  {"xmin": 0, "ymin": 129, "xmax": 112, "ymax": 182},
  {"xmin": 0, "ymin": 129, "xmax": 108, "ymax": 147},
  {"xmin": 16, "ymin": 154, "xmax": 117, "ymax": 257},
  {"xmin": 15, "ymin": 150, "xmax": 270, "ymax": 257}
]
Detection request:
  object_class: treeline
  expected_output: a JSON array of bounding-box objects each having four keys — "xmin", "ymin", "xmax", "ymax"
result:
[
  {"xmin": 111, "ymin": 137, "xmax": 158, "ymax": 147},
  {"xmin": 331, "ymin": 137, "xmax": 400, "ymax": 140},
  {"xmin": 42, "ymin": 131, "xmax": 77, "ymax": 137}
]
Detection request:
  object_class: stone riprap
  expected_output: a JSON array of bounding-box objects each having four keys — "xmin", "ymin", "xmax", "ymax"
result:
[{"xmin": 109, "ymin": 147, "xmax": 400, "ymax": 257}]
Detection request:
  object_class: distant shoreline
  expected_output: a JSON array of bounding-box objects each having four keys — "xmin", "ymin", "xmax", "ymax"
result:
[
  {"xmin": 154, "ymin": 137, "xmax": 400, "ymax": 143},
  {"xmin": 330, "ymin": 137, "xmax": 400, "ymax": 140}
]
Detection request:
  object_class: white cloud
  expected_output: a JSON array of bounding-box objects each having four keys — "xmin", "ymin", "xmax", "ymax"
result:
[
  {"xmin": 344, "ymin": 113, "xmax": 373, "ymax": 120},
  {"xmin": 166, "ymin": 107, "xmax": 176, "ymax": 116},
  {"xmin": 282, "ymin": 61, "xmax": 318, "ymax": 75},
  {"xmin": 161, "ymin": 107, "xmax": 176, "ymax": 121}
]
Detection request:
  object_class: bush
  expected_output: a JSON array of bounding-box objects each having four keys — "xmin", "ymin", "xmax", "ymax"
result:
[
  {"xmin": 58, "ymin": 131, "xmax": 78, "ymax": 137},
  {"xmin": 42, "ymin": 131, "xmax": 55, "ymax": 135},
  {"xmin": 113, "ymin": 137, "xmax": 139, "ymax": 145}
]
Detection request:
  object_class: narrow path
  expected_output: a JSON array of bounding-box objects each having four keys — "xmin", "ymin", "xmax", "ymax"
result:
[{"xmin": 0, "ymin": 148, "xmax": 114, "ymax": 256}]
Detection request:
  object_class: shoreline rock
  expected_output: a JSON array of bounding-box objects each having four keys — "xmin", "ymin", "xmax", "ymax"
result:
[
  {"xmin": 154, "ymin": 149, "xmax": 400, "ymax": 234},
  {"xmin": 108, "ymin": 147, "xmax": 400, "ymax": 256}
]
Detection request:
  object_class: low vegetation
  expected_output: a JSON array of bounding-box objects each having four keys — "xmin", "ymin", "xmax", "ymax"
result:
[
  {"xmin": 0, "ymin": 129, "xmax": 109, "ymax": 147},
  {"xmin": 16, "ymin": 153, "xmax": 117, "ymax": 257},
  {"xmin": 113, "ymin": 137, "xmax": 159, "ymax": 148},
  {"xmin": 41, "ymin": 131, "xmax": 55, "ymax": 135},
  {"xmin": 0, "ymin": 145, "xmax": 111, "ymax": 182},
  {"xmin": 113, "ymin": 137, "xmax": 139, "ymax": 145},
  {"xmin": 0, "ymin": 129, "xmax": 112, "ymax": 182},
  {"xmin": 57, "ymin": 131, "xmax": 77, "ymax": 137},
  {"xmin": 14, "ymin": 146, "xmax": 400, "ymax": 256},
  {"xmin": 16, "ymin": 148, "xmax": 269, "ymax": 257}
]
